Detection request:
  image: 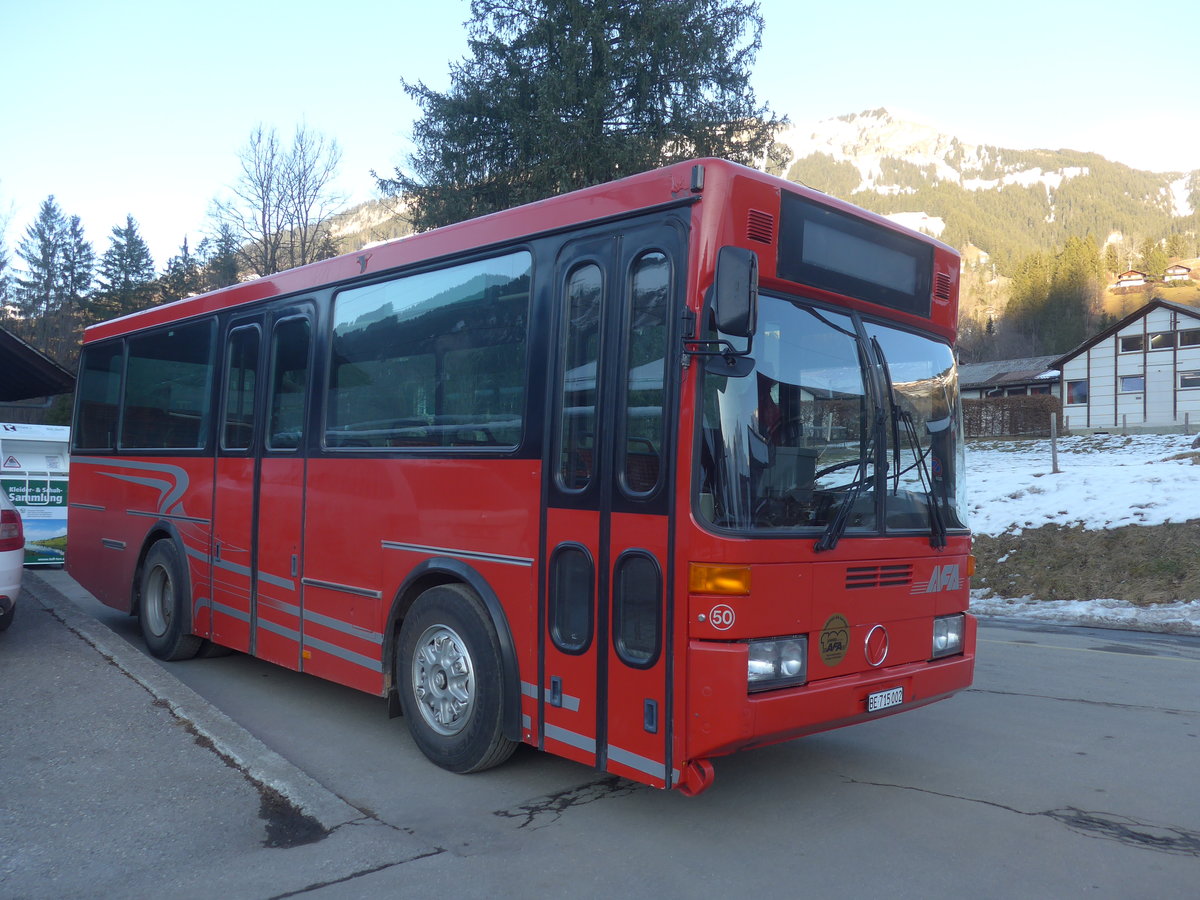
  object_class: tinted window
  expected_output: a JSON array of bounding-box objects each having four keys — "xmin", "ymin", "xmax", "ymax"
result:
[
  {"xmin": 222, "ymin": 326, "xmax": 260, "ymax": 450},
  {"xmin": 613, "ymin": 552, "xmax": 662, "ymax": 668},
  {"xmin": 267, "ymin": 318, "xmax": 311, "ymax": 451},
  {"xmin": 549, "ymin": 545, "xmax": 594, "ymax": 653},
  {"xmin": 121, "ymin": 321, "xmax": 214, "ymax": 449},
  {"xmin": 74, "ymin": 343, "xmax": 123, "ymax": 451},
  {"xmin": 327, "ymin": 253, "xmax": 530, "ymax": 449},
  {"xmin": 620, "ymin": 252, "xmax": 669, "ymax": 496},
  {"xmin": 557, "ymin": 263, "xmax": 602, "ymax": 489}
]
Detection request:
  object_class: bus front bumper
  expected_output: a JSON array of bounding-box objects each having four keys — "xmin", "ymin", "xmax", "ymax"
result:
[{"xmin": 684, "ymin": 634, "xmax": 976, "ymax": 762}]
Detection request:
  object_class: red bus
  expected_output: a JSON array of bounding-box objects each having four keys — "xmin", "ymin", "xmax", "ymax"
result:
[{"xmin": 68, "ymin": 158, "xmax": 974, "ymax": 794}]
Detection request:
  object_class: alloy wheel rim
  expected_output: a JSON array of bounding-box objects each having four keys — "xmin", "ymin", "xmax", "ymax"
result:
[{"xmin": 411, "ymin": 624, "xmax": 475, "ymax": 736}]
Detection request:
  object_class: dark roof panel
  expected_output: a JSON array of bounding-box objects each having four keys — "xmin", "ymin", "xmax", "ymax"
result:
[{"xmin": 0, "ymin": 328, "xmax": 76, "ymax": 401}]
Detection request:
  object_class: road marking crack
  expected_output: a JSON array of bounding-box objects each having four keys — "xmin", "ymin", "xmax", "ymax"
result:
[
  {"xmin": 266, "ymin": 848, "xmax": 448, "ymax": 899},
  {"xmin": 844, "ymin": 777, "xmax": 1200, "ymax": 857},
  {"xmin": 493, "ymin": 776, "xmax": 641, "ymax": 829}
]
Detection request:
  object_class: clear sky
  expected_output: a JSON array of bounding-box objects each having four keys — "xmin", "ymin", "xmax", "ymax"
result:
[{"xmin": 2, "ymin": 0, "xmax": 1196, "ymax": 268}]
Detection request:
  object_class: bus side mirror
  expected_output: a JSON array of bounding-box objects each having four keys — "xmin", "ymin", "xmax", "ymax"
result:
[{"xmin": 713, "ymin": 246, "xmax": 758, "ymax": 338}]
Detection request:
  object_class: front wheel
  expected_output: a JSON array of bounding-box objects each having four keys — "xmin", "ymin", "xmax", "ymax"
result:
[
  {"xmin": 396, "ymin": 584, "xmax": 516, "ymax": 773},
  {"xmin": 139, "ymin": 540, "xmax": 202, "ymax": 661}
]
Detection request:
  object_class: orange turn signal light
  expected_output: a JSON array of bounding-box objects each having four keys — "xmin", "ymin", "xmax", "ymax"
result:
[
  {"xmin": 689, "ymin": 563, "xmax": 752, "ymax": 596},
  {"xmin": 966, "ymin": 555, "xmax": 977, "ymax": 577}
]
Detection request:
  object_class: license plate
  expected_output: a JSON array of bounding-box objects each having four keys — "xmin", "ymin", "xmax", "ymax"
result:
[{"xmin": 867, "ymin": 686, "xmax": 903, "ymax": 712}]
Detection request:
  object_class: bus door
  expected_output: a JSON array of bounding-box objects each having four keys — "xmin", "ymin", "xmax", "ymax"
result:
[
  {"xmin": 211, "ymin": 306, "xmax": 313, "ymax": 668},
  {"xmin": 541, "ymin": 221, "xmax": 682, "ymax": 788}
]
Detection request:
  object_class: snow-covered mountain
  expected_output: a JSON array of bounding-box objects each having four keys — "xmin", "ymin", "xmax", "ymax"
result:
[
  {"xmin": 774, "ymin": 108, "xmax": 1199, "ymax": 271},
  {"xmin": 775, "ymin": 107, "xmax": 1194, "ymax": 214}
]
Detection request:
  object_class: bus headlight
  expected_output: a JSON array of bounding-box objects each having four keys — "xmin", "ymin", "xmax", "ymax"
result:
[
  {"xmin": 748, "ymin": 636, "xmax": 807, "ymax": 692},
  {"xmin": 931, "ymin": 614, "xmax": 965, "ymax": 659}
]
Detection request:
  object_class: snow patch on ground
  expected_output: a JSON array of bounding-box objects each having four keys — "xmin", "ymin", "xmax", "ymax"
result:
[
  {"xmin": 967, "ymin": 432, "xmax": 1198, "ymax": 536},
  {"xmin": 966, "ymin": 432, "xmax": 1200, "ymax": 633},
  {"xmin": 970, "ymin": 594, "xmax": 1200, "ymax": 635}
]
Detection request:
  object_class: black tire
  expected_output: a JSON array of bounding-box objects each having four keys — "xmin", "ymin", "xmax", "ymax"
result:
[
  {"xmin": 396, "ymin": 583, "xmax": 517, "ymax": 774},
  {"xmin": 139, "ymin": 540, "xmax": 202, "ymax": 661},
  {"xmin": 0, "ymin": 600, "xmax": 14, "ymax": 632}
]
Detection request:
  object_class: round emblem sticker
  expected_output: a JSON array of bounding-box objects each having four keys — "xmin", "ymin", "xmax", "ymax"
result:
[
  {"xmin": 818, "ymin": 614, "xmax": 850, "ymax": 667},
  {"xmin": 709, "ymin": 604, "xmax": 736, "ymax": 631}
]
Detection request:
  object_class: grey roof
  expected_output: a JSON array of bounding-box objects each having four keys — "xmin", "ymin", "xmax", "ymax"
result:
[
  {"xmin": 0, "ymin": 327, "xmax": 75, "ymax": 401},
  {"xmin": 958, "ymin": 355, "xmax": 1059, "ymax": 389}
]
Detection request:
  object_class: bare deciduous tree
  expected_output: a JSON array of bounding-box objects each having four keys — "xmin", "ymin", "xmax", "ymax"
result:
[{"xmin": 212, "ymin": 124, "xmax": 345, "ymax": 278}]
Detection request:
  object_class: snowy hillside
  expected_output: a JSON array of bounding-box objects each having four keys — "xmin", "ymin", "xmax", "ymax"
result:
[
  {"xmin": 774, "ymin": 108, "xmax": 1199, "ymax": 263},
  {"xmin": 774, "ymin": 108, "xmax": 1098, "ymax": 199},
  {"xmin": 966, "ymin": 432, "xmax": 1200, "ymax": 633}
]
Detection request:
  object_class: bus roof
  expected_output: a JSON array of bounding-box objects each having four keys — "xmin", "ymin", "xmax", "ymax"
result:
[{"xmin": 83, "ymin": 157, "xmax": 957, "ymax": 343}]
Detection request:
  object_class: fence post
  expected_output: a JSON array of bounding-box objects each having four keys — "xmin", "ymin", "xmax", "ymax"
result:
[{"xmin": 1050, "ymin": 412, "xmax": 1061, "ymax": 474}]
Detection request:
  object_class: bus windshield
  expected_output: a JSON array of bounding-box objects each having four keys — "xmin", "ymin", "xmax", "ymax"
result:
[{"xmin": 698, "ymin": 294, "xmax": 966, "ymax": 539}]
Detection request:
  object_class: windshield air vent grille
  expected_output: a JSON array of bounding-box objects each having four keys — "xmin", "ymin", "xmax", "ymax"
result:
[
  {"xmin": 747, "ymin": 209, "xmax": 775, "ymax": 244},
  {"xmin": 845, "ymin": 564, "xmax": 913, "ymax": 590}
]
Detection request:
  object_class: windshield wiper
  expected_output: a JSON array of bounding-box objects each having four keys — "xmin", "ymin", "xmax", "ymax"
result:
[{"xmin": 898, "ymin": 409, "xmax": 948, "ymax": 549}]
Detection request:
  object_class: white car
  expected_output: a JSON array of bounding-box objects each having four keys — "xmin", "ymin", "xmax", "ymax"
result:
[{"xmin": 0, "ymin": 490, "xmax": 23, "ymax": 631}]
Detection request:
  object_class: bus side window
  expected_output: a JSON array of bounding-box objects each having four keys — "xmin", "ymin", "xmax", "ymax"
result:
[
  {"xmin": 222, "ymin": 326, "xmax": 260, "ymax": 451},
  {"xmin": 557, "ymin": 262, "xmax": 602, "ymax": 492},
  {"xmin": 620, "ymin": 251, "xmax": 669, "ymax": 496},
  {"xmin": 74, "ymin": 343, "xmax": 124, "ymax": 451},
  {"xmin": 267, "ymin": 318, "xmax": 311, "ymax": 451}
]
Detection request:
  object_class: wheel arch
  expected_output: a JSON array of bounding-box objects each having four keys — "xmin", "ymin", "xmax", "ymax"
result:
[{"xmin": 383, "ymin": 557, "xmax": 523, "ymax": 743}]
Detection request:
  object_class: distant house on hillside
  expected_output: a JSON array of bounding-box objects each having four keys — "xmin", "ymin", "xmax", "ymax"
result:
[
  {"xmin": 1114, "ymin": 270, "xmax": 1147, "ymax": 288},
  {"xmin": 1165, "ymin": 264, "xmax": 1192, "ymax": 282},
  {"xmin": 1052, "ymin": 298, "xmax": 1200, "ymax": 431},
  {"xmin": 958, "ymin": 356, "xmax": 1060, "ymax": 400}
]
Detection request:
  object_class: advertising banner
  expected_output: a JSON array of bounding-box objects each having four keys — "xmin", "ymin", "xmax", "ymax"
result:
[{"xmin": 1, "ymin": 423, "xmax": 71, "ymax": 565}]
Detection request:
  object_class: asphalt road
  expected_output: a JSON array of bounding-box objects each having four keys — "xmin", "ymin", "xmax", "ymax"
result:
[{"xmin": 4, "ymin": 571, "xmax": 1198, "ymax": 899}]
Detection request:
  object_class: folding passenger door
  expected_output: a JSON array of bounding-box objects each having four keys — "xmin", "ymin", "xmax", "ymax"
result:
[
  {"xmin": 210, "ymin": 304, "xmax": 314, "ymax": 668},
  {"xmin": 210, "ymin": 315, "xmax": 264, "ymax": 652},
  {"xmin": 540, "ymin": 219, "xmax": 684, "ymax": 788}
]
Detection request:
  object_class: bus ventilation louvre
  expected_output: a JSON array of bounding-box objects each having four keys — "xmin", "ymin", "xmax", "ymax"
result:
[
  {"xmin": 746, "ymin": 210, "xmax": 775, "ymax": 244},
  {"xmin": 845, "ymin": 565, "xmax": 913, "ymax": 590},
  {"xmin": 934, "ymin": 272, "xmax": 953, "ymax": 303}
]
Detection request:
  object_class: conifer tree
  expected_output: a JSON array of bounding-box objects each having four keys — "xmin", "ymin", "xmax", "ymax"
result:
[
  {"xmin": 15, "ymin": 196, "xmax": 69, "ymax": 319},
  {"xmin": 0, "ymin": 239, "xmax": 9, "ymax": 317},
  {"xmin": 61, "ymin": 215, "xmax": 95, "ymax": 310},
  {"xmin": 381, "ymin": 0, "xmax": 786, "ymax": 230},
  {"xmin": 199, "ymin": 224, "xmax": 241, "ymax": 291},
  {"xmin": 92, "ymin": 215, "xmax": 156, "ymax": 321},
  {"xmin": 160, "ymin": 237, "xmax": 205, "ymax": 304}
]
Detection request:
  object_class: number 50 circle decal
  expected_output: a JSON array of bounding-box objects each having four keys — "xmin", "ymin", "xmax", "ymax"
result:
[{"xmin": 709, "ymin": 604, "xmax": 736, "ymax": 631}]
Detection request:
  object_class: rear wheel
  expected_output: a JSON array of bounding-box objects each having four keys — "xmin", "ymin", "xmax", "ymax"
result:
[
  {"xmin": 396, "ymin": 584, "xmax": 516, "ymax": 773},
  {"xmin": 139, "ymin": 540, "xmax": 202, "ymax": 661}
]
